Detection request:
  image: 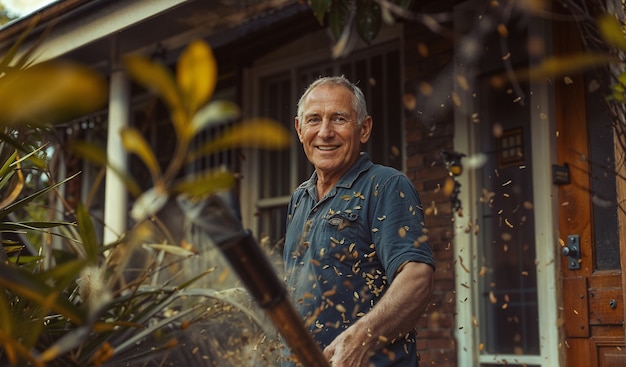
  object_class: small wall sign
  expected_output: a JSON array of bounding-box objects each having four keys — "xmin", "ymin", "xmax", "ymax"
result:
[{"xmin": 552, "ymin": 163, "xmax": 570, "ymax": 185}]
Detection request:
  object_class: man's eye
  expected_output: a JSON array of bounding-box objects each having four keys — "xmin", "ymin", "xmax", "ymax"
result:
[
  {"xmin": 306, "ymin": 118, "xmax": 321, "ymax": 125},
  {"xmin": 332, "ymin": 117, "xmax": 347, "ymax": 124}
]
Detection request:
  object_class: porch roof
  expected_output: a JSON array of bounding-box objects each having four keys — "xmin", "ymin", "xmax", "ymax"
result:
[{"xmin": 0, "ymin": 0, "xmax": 310, "ymax": 68}]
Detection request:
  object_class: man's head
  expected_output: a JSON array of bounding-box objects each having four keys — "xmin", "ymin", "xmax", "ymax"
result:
[
  {"xmin": 297, "ymin": 76, "xmax": 368, "ymax": 126},
  {"xmin": 295, "ymin": 76, "xmax": 372, "ymax": 183}
]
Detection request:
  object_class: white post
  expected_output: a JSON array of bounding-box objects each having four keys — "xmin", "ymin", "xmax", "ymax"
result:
[{"xmin": 103, "ymin": 38, "xmax": 129, "ymax": 246}]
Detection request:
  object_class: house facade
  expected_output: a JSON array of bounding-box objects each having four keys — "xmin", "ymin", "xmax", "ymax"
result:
[{"xmin": 1, "ymin": 0, "xmax": 625, "ymax": 366}]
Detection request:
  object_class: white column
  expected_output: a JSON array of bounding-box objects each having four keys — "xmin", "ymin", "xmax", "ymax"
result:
[{"xmin": 103, "ymin": 39, "xmax": 130, "ymax": 246}]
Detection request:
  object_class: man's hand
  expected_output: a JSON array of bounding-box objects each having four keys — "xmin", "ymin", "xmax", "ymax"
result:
[
  {"xmin": 322, "ymin": 262, "xmax": 434, "ymax": 367},
  {"xmin": 323, "ymin": 325, "xmax": 373, "ymax": 367}
]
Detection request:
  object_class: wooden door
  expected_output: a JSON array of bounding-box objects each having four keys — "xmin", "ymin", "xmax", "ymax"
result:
[{"xmin": 555, "ymin": 17, "xmax": 626, "ymax": 367}]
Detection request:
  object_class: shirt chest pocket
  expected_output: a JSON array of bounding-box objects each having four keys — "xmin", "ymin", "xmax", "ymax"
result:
[{"xmin": 320, "ymin": 212, "xmax": 362, "ymax": 260}]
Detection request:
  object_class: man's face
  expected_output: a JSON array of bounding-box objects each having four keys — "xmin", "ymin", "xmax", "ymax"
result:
[{"xmin": 295, "ymin": 84, "xmax": 372, "ymax": 181}]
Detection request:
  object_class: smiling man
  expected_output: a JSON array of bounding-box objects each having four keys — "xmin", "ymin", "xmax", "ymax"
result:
[{"xmin": 283, "ymin": 76, "xmax": 435, "ymax": 367}]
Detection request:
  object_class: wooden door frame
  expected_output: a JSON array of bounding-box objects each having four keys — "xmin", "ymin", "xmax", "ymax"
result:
[
  {"xmin": 615, "ymin": 60, "xmax": 626, "ymax": 343},
  {"xmin": 554, "ymin": 12, "xmax": 626, "ymax": 366}
]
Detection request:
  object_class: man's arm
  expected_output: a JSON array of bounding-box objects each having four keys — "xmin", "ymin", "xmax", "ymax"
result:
[{"xmin": 322, "ymin": 261, "xmax": 434, "ymax": 367}]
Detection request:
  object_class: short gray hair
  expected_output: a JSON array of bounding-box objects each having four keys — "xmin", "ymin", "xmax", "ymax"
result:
[{"xmin": 296, "ymin": 75, "xmax": 368, "ymax": 126}]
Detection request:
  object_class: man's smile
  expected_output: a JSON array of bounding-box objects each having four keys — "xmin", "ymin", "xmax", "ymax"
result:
[{"xmin": 316, "ymin": 145, "xmax": 340, "ymax": 151}]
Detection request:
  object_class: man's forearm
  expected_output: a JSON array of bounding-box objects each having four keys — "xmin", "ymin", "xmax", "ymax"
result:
[{"xmin": 346, "ymin": 261, "xmax": 434, "ymax": 348}]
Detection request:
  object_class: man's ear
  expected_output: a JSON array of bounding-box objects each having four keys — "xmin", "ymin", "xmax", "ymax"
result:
[
  {"xmin": 360, "ymin": 116, "xmax": 372, "ymax": 144},
  {"xmin": 295, "ymin": 116, "xmax": 303, "ymax": 142}
]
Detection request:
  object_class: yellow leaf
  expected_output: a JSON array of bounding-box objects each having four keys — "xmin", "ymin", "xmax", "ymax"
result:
[
  {"xmin": 123, "ymin": 55, "xmax": 186, "ymax": 136},
  {"xmin": 598, "ymin": 13, "xmax": 626, "ymax": 52},
  {"xmin": 489, "ymin": 291, "xmax": 498, "ymax": 304},
  {"xmin": 171, "ymin": 169, "xmax": 235, "ymax": 198},
  {"xmin": 0, "ymin": 157, "xmax": 23, "ymax": 211},
  {"xmin": 120, "ymin": 127, "xmax": 162, "ymax": 182},
  {"xmin": 0, "ymin": 61, "xmax": 107, "ymax": 126},
  {"xmin": 442, "ymin": 177, "xmax": 456, "ymax": 197},
  {"xmin": 148, "ymin": 243, "xmax": 195, "ymax": 257},
  {"xmin": 130, "ymin": 186, "xmax": 169, "ymax": 221},
  {"xmin": 177, "ymin": 40, "xmax": 217, "ymax": 116},
  {"xmin": 507, "ymin": 53, "xmax": 616, "ymax": 81},
  {"xmin": 190, "ymin": 100, "xmax": 240, "ymax": 134},
  {"xmin": 68, "ymin": 141, "xmax": 142, "ymax": 197},
  {"xmin": 189, "ymin": 118, "xmax": 291, "ymax": 160}
]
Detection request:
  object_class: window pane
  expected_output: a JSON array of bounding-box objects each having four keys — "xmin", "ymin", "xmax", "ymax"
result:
[
  {"xmin": 258, "ymin": 206, "xmax": 287, "ymax": 250},
  {"xmin": 259, "ymin": 72, "xmax": 293, "ymax": 199},
  {"xmin": 586, "ymin": 74, "xmax": 620, "ymax": 270},
  {"xmin": 477, "ymin": 80, "xmax": 540, "ymax": 355}
]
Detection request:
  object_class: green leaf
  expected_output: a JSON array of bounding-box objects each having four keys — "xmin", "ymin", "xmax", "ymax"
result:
[
  {"xmin": 0, "ymin": 151, "xmax": 18, "ymax": 197},
  {"xmin": 40, "ymin": 258, "xmax": 87, "ymax": 289},
  {"xmin": 392, "ymin": 0, "xmax": 413, "ymax": 9},
  {"xmin": 310, "ymin": 0, "xmax": 332, "ymax": 24},
  {"xmin": 7, "ymin": 255, "xmax": 43, "ymax": 266},
  {"xmin": 177, "ymin": 40, "xmax": 217, "ymax": 117},
  {"xmin": 113, "ymin": 304, "xmax": 201, "ymax": 355},
  {"xmin": 0, "ymin": 150, "xmax": 18, "ymax": 179},
  {"xmin": 0, "ymin": 162, "xmax": 23, "ymax": 211},
  {"xmin": 356, "ymin": 0, "xmax": 382, "ymax": 44},
  {"xmin": 617, "ymin": 71, "xmax": 626, "ymax": 86},
  {"xmin": 39, "ymin": 325, "xmax": 91, "ymax": 363},
  {"xmin": 0, "ymin": 131, "xmax": 33, "ymax": 155},
  {"xmin": 120, "ymin": 127, "xmax": 162, "ymax": 182},
  {"xmin": 0, "ymin": 262, "xmax": 87, "ymax": 325},
  {"xmin": 77, "ymin": 202, "xmax": 98, "ymax": 264},
  {"xmin": 12, "ymin": 143, "xmax": 47, "ymax": 167},
  {"xmin": 329, "ymin": 0, "xmax": 351, "ymax": 40},
  {"xmin": 598, "ymin": 13, "xmax": 626, "ymax": 52},
  {"xmin": 0, "ymin": 62, "xmax": 108, "ymax": 126},
  {"xmin": 0, "ymin": 287, "xmax": 13, "ymax": 343},
  {"xmin": 0, "ymin": 169, "xmax": 16, "ymax": 196},
  {"xmin": 0, "ymin": 221, "xmax": 73, "ymax": 231},
  {"xmin": 171, "ymin": 169, "xmax": 235, "ymax": 197},
  {"xmin": 0, "ymin": 172, "xmax": 79, "ymax": 219}
]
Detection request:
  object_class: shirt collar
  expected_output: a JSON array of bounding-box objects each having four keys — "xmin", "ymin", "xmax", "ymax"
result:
[
  {"xmin": 335, "ymin": 152, "xmax": 372, "ymax": 189},
  {"xmin": 303, "ymin": 152, "xmax": 373, "ymax": 192}
]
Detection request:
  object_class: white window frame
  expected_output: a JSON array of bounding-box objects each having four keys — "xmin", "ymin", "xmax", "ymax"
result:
[{"xmin": 452, "ymin": 2, "xmax": 561, "ymax": 366}]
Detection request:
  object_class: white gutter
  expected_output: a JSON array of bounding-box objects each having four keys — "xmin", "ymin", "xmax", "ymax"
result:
[{"xmin": 17, "ymin": 0, "xmax": 190, "ymax": 63}]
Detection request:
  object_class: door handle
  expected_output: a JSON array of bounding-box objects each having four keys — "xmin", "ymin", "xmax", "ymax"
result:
[{"xmin": 562, "ymin": 234, "xmax": 581, "ymax": 270}]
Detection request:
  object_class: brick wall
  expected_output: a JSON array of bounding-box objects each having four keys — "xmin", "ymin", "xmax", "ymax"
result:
[{"xmin": 404, "ymin": 14, "xmax": 458, "ymax": 367}]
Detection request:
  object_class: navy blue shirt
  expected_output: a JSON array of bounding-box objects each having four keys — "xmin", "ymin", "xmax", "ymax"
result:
[{"xmin": 283, "ymin": 153, "xmax": 435, "ymax": 366}]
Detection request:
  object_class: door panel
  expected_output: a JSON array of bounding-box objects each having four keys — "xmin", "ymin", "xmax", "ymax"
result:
[
  {"xmin": 554, "ymin": 14, "xmax": 626, "ymax": 367},
  {"xmin": 589, "ymin": 288, "xmax": 623, "ymax": 325},
  {"xmin": 562, "ymin": 277, "xmax": 588, "ymax": 337}
]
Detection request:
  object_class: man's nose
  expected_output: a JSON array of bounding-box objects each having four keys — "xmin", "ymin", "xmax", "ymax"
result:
[{"xmin": 317, "ymin": 119, "xmax": 336, "ymax": 137}]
